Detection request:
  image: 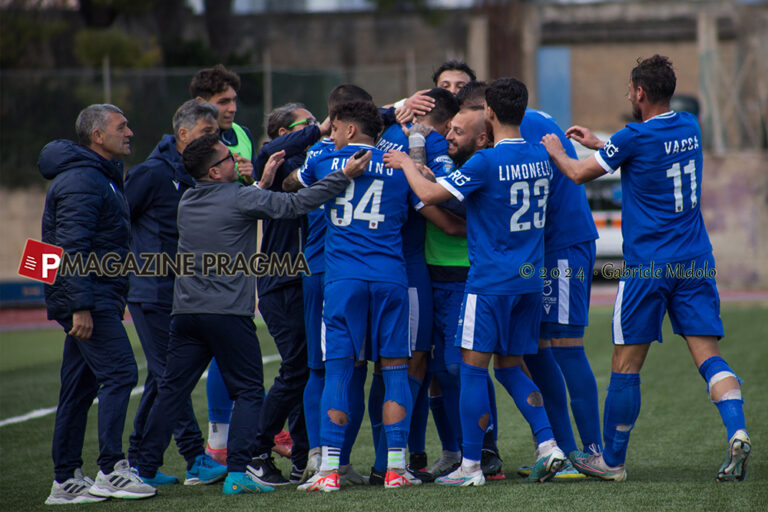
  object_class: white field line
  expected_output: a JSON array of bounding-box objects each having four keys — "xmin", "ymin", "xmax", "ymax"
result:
[{"xmin": 0, "ymin": 354, "xmax": 282, "ymax": 428}]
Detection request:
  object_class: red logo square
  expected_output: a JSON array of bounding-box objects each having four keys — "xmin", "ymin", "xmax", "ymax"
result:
[{"xmin": 18, "ymin": 239, "xmax": 63, "ymax": 284}]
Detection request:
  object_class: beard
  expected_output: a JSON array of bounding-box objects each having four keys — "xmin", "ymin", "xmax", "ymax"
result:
[
  {"xmin": 632, "ymin": 103, "xmax": 642, "ymax": 122},
  {"xmin": 450, "ymin": 145, "xmax": 476, "ymax": 167}
]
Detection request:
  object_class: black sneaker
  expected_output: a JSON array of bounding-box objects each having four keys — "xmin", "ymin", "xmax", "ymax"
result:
[
  {"xmin": 481, "ymin": 448, "xmax": 504, "ymax": 477},
  {"xmin": 288, "ymin": 464, "xmax": 305, "ymax": 484},
  {"xmin": 409, "ymin": 452, "xmax": 427, "ymax": 471},
  {"xmin": 247, "ymin": 455, "xmax": 290, "ymax": 486},
  {"xmin": 369, "ymin": 466, "xmax": 385, "ymax": 486}
]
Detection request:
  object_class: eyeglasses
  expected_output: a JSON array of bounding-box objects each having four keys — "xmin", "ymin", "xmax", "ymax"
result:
[
  {"xmin": 210, "ymin": 151, "xmax": 235, "ymax": 168},
  {"xmin": 288, "ymin": 117, "xmax": 317, "ymax": 129}
]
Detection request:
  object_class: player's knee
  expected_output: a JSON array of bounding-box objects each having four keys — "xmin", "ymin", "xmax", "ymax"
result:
[
  {"xmin": 327, "ymin": 408, "xmax": 348, "ymax": 426},
  {"xmin": 527, "ymin": 390, "xmax": 543, "ymax": 407},
  {"xmin": 478, "ymin": 413, "xmax": 490, "ymax": 431}
]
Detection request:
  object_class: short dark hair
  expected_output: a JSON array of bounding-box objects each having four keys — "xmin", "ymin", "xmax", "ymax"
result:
[
  {"xmin": 485, "ymin": 77, "xmax": 528, "ymax": 126},
  {"xmin": 328, "ymin": 84, "xmax": 373, "ymax": 112},
  {"xmin": 330, "ymin": 100, "xmax": 383, "ymax": 139},
  {"xmin": 182, "ymin": 133, "xmax": 221, "ymax": 180},
  {"xmin": 189, "ymin": 64, "xmax": 241, "ymax": 99},
  {"xmin": 422, "ymin": 87, "xmax": 460, "ymax": 125},
  {"xmin": 266, "ymin": 102, "xmax": 308, "ymax": 140},
  {"xmin": 432, "ymin": 60, "xmax": 476, "ymax": 85},
  {"xmin": 456, "ymin": 80, "xmax": 488, "ymax": 109},
  {"xmin": 630, "ymin": 54, "xmax": 676, "ymax": 104}
]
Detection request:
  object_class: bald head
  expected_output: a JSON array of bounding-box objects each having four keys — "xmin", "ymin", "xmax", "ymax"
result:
[{"xmin": 446, "ymin": 108, "xmax": 489, "ymax": 166}]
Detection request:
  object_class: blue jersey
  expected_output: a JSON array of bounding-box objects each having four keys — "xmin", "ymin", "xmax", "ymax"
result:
[
  {"xmin": 298, "ymin": 138, "xmax": 336, "ymax": 274},
  {"xmin": 521, "ymin": 109, "xmax": 598, "ymax": 252},
  {"xmin": 439, "ymin": 138, "xmax": 552, "ymax": 295},
  {"xmin": 300, "ymin": 143, "xmax": 419, "ymax": 286},
  {"xmin": 595, "ymin": 111, "xmax": 711, "ymax": 265},
  {"xmin": 377, "ymin": 124, "xmax": 454, "ymax": 264}
]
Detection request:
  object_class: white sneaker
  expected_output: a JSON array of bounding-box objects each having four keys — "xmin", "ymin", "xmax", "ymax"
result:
[
  {"xmin": 45, "ymin": 469, "xmax": 106, "ymax": 505},
  {"xmin": 428, "ymin": 450, "xmax": 461, "ymax": 477},
  {"xmin": 339, "ymin": 464, "xmax": 369, "ymax": 486},
  {"xmin": 435, "ymin": 465, "xmax": 485, "ymax": 487},
  {"xmin": 384, "ymin": 468, "xmax": 422, "ymax": 488},
  {"xmin": 89, "ymin": 460, "xmax": 156, "ymax": 499}
]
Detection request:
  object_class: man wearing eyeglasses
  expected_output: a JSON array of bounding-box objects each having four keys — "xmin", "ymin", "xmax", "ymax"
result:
[{"xmin": 134, "ymin": 133, "xmax": 371, "ymax": 495}]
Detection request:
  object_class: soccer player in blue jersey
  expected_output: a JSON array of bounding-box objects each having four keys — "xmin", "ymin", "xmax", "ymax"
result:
[
  {"xmin": 385, "ymin": 77, "xmax": 567, "ymax": 486},
  {"xmin": 542, "ymin": 55, "xmax": 750, "ymax": 482},
  {"xmin": 375, "ymin": 87, "xmax": 459, "ymax": 479}
]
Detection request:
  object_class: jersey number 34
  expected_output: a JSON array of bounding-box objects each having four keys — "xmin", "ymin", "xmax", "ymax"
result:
[{"xmin": 331, "ymin": 179, "xmax": 385, "ymax": 229}]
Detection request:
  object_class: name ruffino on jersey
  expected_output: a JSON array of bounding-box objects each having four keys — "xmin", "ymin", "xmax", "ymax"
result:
[
  {"xmin": 664, "ymin": 135, "xmax": 700, "ymax": 155},
  {"xmin": 498, "ymin": 159, "xmax": 552, "ymax": 182},
  {"xmin": 330, "ymin": 157, "xmax": 392, "ymax": 176}
]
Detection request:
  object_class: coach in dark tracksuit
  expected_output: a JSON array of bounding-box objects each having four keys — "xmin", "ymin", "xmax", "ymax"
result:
[
  {"xmin": 135, "ymin": 133, "xmax": 371, "ymax": 493},
  {"xmin": 124, "ymin": 100, "xmax": 219, "ymax": 470},
  {"xmin": 39, "ymin": 105, "xmax": 143, "ymax": 492}
]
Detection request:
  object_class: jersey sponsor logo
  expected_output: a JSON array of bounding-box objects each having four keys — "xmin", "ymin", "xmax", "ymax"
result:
[
  {"xmin": 602, "ymin": 139, "xmax": 619, "ymax": 158},
  {"xmin": 447, "ymin": 169, "xmax": 471, "ymax": 186}
]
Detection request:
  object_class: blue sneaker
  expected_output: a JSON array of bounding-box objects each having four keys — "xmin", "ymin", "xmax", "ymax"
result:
[
  {"xmin": 223, "ymin": 472, "xmax": 274, "ymax": 494},
  {"xmin": 185, "ymin": 454, "xmax": 227, "ymax": 485},
  {"xmin": 140, "ymin": 470, "xmax": 179, "ymax": 486}
]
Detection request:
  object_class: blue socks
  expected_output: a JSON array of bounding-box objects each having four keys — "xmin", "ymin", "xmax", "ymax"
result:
[
  {"xmin": 303, "ymin": 368, "xmax": 324, "ymax": 450},
  {"xmin": 459, "ymin": 362, "xmax": 491, "ymax": 462},
  {"xmin": 408, "ymin": 374, "xmax": 429, "ymax": 456},
  {"xmin": 698, "ymin": 356, "xmax": 746, "ymax": 441},
  {"xmin": 382, "ymin": 365, "xmax": 413, "ymax": 450},
  {"xmin": 433, "ymin": 370, "xmax": 461, "ymax": 452},
  {"xmin": 320, "ymin": 358, "xmax": 354, "ymax": 449},
  {"xmin": 525, "ymin": 347, "xmax": 578, "ymax": 454},
  {"xmin": 494, "ymin": 365, "xmax": 553, "ymax": 445},
  {"xmin": 551, "ymin": 346, "xmax": 602, "ymax": 452},
  {"xmin": 602, "ymin": 372, "xmax": 641, "ymax": 467},
  {"xmin": 341, "ymin": 364, "xmax": 367, "ymax": 465},
  {"xmin": 486, "ymin": 375, "xmax": 499, "ymax": 446},
  {"xmin": 207, "ymin": 357, "xmax": 233, "ymax": 423},
  {"xmin": 369, "ymin": 372, "xmax": 387, "ymax": 472}
]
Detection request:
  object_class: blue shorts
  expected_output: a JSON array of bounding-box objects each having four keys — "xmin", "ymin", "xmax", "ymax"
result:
[
  {"xmin": 323, "ymin": 279, "xmax": 411, "ymax": 361},
  {"xmin": 540, "ymin": 240, "xmax": 596, "ymax": 339},
  {"xmin": 407, "ymin": 261, "xmax": 433, "ymax": 353},
  {"xmin": 302, "ymin": 272, "xmax": 325, "ymax": 370},
  {"xmin": 430, "ymin": 285, "xmax": 464, "ymax": 372},
  {"xmin": 455, "ymin": 292, "xmax": 541, "ymax": 356},
  {"xmin": 612, "ymin": 252, "xmax": 724, "ymax": 345}
]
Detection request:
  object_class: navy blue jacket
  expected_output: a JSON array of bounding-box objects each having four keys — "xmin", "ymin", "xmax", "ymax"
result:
[
  {"xmin": 125, "ymin": 134, "xmax": 196, "ymax": 305},
  {"xmin": 253, "ymin": 126, "xmax": 320, "ymax": 296},
  {"xmin": 39, "ymin": 140, "xmax": 130, "ymax": 320}
]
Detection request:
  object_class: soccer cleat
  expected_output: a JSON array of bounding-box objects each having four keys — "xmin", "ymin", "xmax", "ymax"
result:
[
  {"xmin": 518, "ymin": 459, "xmax": 585, "ymax": 480},
  {"xmin": 272, "ymin": 429, "xmax": 293, "ymax": 458},
  {"xmin": 297, "ymin": 471, "xmax": 340, "ymax": 492},
  {"xmin": 184, "ymin": 453, "xmax": 227, "ymax": 485},
  {"xmin": 716, "ymin": 430, "xmax": 751, "ymax": 482},
  {"xmin": 571, "ymin": 452, "xmax": 626, "ymax": 481},
  {"xmin": 435, "ymin": 465, "xmax": 485, "ymax": 487},
  {"xmin": 300, "ymin": 448, "xmax": 321, "ymax": 483},
  {"xmin": 140, "ymin": 470, "xmax": 179, "ymax": 486},
  {"xmin": 246, "ymin": 455, "xmax": 290, "ymax": 486},
  {"xmin": 409, "ymin": 452, "xmax": 427, "ymax": 471},
  {"xmin": 205, "ymin": 442, "xmax": 227, "ymax": 466},
  {"xmin": 222, "ymin": 471, "xmax": 274, "ymax": 494},
  {"xmin": 428, "ymin": 451, "xmax": 462, "ymax": 478},
  {"xmin": 45, "ymin": 470, "xmax": 107, "ymax": 505},
  {"xmin": 339, "ymin": 464, "xmax": 369, "ymax": 485},
  {"xmin": 481, "ymin": 448, "xmax": 505, "ymax": 480},
  {"xmin": 517, "ymin": 465, "xmax": 533, "ymax": 478},
  {"xmin": 369, "ymin": 466, "xmax": 386, "ymax": 486},
  {"xmin": 384, "ymin": 468, "xmax": 422, "ymax": 488},
  {"xmin": 526, "ymin": 442, "xmax": 567, "ymax": 483},
  {"xmin": 89, "ymin": 460, "xmax": 156, "ymax": 499}
]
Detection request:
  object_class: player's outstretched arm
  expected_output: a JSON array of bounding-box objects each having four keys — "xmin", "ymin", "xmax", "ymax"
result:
[
  {"xmin": 383, "ymin": 149, "xmax": 452, "ymax": 205},
  {"xmin": 541, "ymin": 134, "xmax": 606, "ymax": 185},
  {"xmin": 565, "ymin": 125, "xmax": 604, "ymax": 150},
  {"xmin": 419, "ymin": 205, "xmax": 466, "ymax": 237},
  {"xmin": 342, "ymin": 150, "xmax": 371, "ymax": 179}
]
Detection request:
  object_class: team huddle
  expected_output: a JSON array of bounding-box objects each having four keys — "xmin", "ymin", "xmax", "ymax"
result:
[{"xmin": 39, "ymin": 55, "xmax": 750, "ymax": 504}]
